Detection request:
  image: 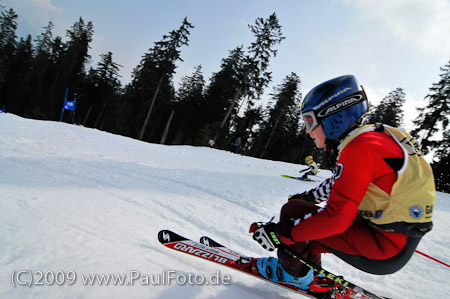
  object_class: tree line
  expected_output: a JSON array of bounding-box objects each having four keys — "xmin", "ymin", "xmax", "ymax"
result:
[{"xmin": 1, "ymin": 5, "xmax": 449, "ymax": 192}]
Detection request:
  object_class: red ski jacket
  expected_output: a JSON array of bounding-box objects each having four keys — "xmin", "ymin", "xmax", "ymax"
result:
[{"xmin": 291, "ymin": 131, "xmax": 404, "ymax": 242}]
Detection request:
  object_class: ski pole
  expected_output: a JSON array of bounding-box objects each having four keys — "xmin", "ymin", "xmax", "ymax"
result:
[
  {"xmin": 281, "ymin": 246, "xmax": 388, "ymax": 299},
  {"xmin": 415, "ymin": 250, "xmax": 450, "ymax": 268}
]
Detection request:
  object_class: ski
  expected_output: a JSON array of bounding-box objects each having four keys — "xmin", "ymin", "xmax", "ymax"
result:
[
  {"xmin": 158, "ymin": 230, "xmax": 321, "ymax": 298},
  {"xmin": 199, "ymin": 235, "xmax": 389, "ymax": 299},
  {"xmin": 158, "ymin": 230, "xmax": 388, "ymax": 299},
  {"xmin": 281, "ymin": 174, "xmax": 319, "ymax": 182},
  {"xmin": 199, "ymin": 236, "xmax": 244, "ymax": 260}
]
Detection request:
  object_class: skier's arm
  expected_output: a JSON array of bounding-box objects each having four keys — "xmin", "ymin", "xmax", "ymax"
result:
[
  {"xmin": 289, "ymin": 145, "xmax": 374, "ymax": 242},
  {"xmin": 289, "ymin": 176, "xmax": 334, "ymax": 203}
]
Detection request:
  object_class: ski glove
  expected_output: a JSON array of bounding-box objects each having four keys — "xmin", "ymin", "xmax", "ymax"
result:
[
  {"xmin": 250, "ymin": 220, "xmax": 296, "ymax": 252},
  {"xmin": 288, "ymin": 191, "xmax": 315, "ymax": 203}
]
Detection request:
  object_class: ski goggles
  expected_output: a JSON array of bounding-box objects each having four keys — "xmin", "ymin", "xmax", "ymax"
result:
[
  {"xmin": 302, "ymin": 111, "xmax": 320, "ymax": 132},
  {"xmin": 301, "ymin": 90, "xmax": 367, "ymax": 131}
]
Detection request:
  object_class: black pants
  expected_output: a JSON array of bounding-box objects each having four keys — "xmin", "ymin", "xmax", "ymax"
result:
[{"xmin": 322, "ymin": 236, "xmax": 421, "ymax": 275}]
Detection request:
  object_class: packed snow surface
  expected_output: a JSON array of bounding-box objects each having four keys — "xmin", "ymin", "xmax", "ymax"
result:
[{"xmin": 1, "ymin": 113, "xmax": 449, "ymax": 299}]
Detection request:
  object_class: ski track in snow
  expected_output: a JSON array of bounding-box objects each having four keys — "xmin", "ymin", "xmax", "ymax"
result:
[{"xmin": 0, "ymin": 113, "xmax": 449, "ymax": 299}]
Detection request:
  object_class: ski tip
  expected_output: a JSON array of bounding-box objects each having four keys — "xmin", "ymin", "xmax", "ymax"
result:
[
  {"xmin": 200, "ymin": 236, "xmax": 223, "ymax": 248},
  {"xmin": 158, "ymin": 230, "xmax": 187, "ymax": 244},
  {"xmin": 157, "ymin": 230, "xmax": 172, "ymax": 244}
]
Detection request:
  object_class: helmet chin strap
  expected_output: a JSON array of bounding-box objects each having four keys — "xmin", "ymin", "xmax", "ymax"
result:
[
  {"xmin": 324, "ymin": 138, "xmax": 339, "ymax": 167},
  {"xmin": 324, "ymin": 122, "xmax": 362, "ymax": 152},
  {"xmin": 325, "ymin": 138, "xmax": 337, "ymax": 151}
]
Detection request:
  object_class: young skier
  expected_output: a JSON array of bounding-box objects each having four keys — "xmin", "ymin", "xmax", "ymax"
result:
[
  {"xmin": 299, "ymin": 156, "xmax": 319, "ymax": 180},
  {"xmin": 251, "ymin": 75, "xmax": 436, "ymax": 292}
]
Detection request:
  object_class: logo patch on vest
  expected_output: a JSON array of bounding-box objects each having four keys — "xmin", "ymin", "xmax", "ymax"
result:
[
  {"xmin": 374, "ymin": 210, "xmax": 383, "ymax": 219},
  {"xmin": 409, "ymin": 205, "xmax": 423, "ymax": 219}
]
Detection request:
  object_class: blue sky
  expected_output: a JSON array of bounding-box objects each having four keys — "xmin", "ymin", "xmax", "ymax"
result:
[{"xmin": 4, "ymin": 0, "xmax": 450, "ymax": 130}]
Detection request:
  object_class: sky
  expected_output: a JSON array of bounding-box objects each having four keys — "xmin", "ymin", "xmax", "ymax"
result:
[{"xmin": 3, "ymin": 0, "xmax": 450, "ymax": 130}]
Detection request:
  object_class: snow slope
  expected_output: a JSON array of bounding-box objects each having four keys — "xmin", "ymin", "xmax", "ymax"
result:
[{"xmin": 1, "ymin": 113, "xmax": 449, "ymax": 299}]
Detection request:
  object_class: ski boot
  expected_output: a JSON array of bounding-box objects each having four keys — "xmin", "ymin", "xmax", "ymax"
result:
[
  {"xmin": 255, "ymin": 257, "xmax": 353, "ymax": 298},
  {"xmin": 309, "ymin": 274, "xmax": 355, "ymax": 299},
  {"xmin": 256, "ymin": 257, "xmax": 313, "ymax": 290}
]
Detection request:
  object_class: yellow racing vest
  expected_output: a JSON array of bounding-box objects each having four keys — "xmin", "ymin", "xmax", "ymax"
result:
[
  {"xmin": 310, "ymin": 162, "xmax": 319, "ymax": 175},
  {"xmin": 338, "ymin": 124, "xmax": 436, "ymax": 237}
]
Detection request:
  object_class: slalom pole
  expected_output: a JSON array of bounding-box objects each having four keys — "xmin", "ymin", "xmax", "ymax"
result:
[
  {"xmin": 415, "ymin": 250, "xmax": 450, "ymax": 268},
  {"xmin": 60, "ymin": 88, "xmax": 69, "ymax": 122}
]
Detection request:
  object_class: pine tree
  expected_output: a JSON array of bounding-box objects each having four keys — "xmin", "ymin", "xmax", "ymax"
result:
[
  {"xmin": 171, "ymin": 65, "xmax": 206, "ymax": 144},
  {"xmin": 207, "ymin": 13, "xmax": 285, "ymax": 146},
  {"xmin": 411, "ymin": 61, "xmax": 450, "ymax": 192},
  {"xmin": 0, "ymin": 6, "xmax": 36, "ymax": 117},
  {"xmin": 64, "ymin": 18, "xmax": 94, "ymax": 80},
  {"xmin": 29, "ymin": 21, "xmax": 64, "ymax": 119},
  {"xmin": 202, "ymin": 46, "xmax": 246, "ymax": 145},
  {"xmin": 231, "ymin": 104, "xmax": 264, "ymax": 155},
  {"xmin": 256, "ymin": 72, "xmax": 302, "ymax": 161},
  {"xmin": 0, "ymin": 7, "xmax": 18, "ymax": 99},
  {"xmin": 129, "ymin": 17, "xmax": 194, "ymax": 141},
  {"xmin": 366, "ymin": 88, "xmax": 406, "ymax": 127},
  {"xmin": 432, "ymin": 130, "xmax": 450, "ymax": 192},
  {"xmin": 35, "ymin": 21, "xmax": 55, "ymax": 54},
  {"xmin": 218, "ymin": 13, "xmax": 284, "ymax": 140},
  {"xmin": 83, "ymin": 52, "xmax": 122, "ymax": 130},
  {"xmin": 411, "ymin": 61, "xmax": 450, "ymax": 155},
  {"xmin": 247, "ymin": 13, "xmax": 285, "ymax": 98},
  {"xmin": 48, "ymin": 18, "xmax": 94, "ymax": 120},
  {"xmin": 6, "ymin": 35, "xmax": 34, "ymax": 115}
]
